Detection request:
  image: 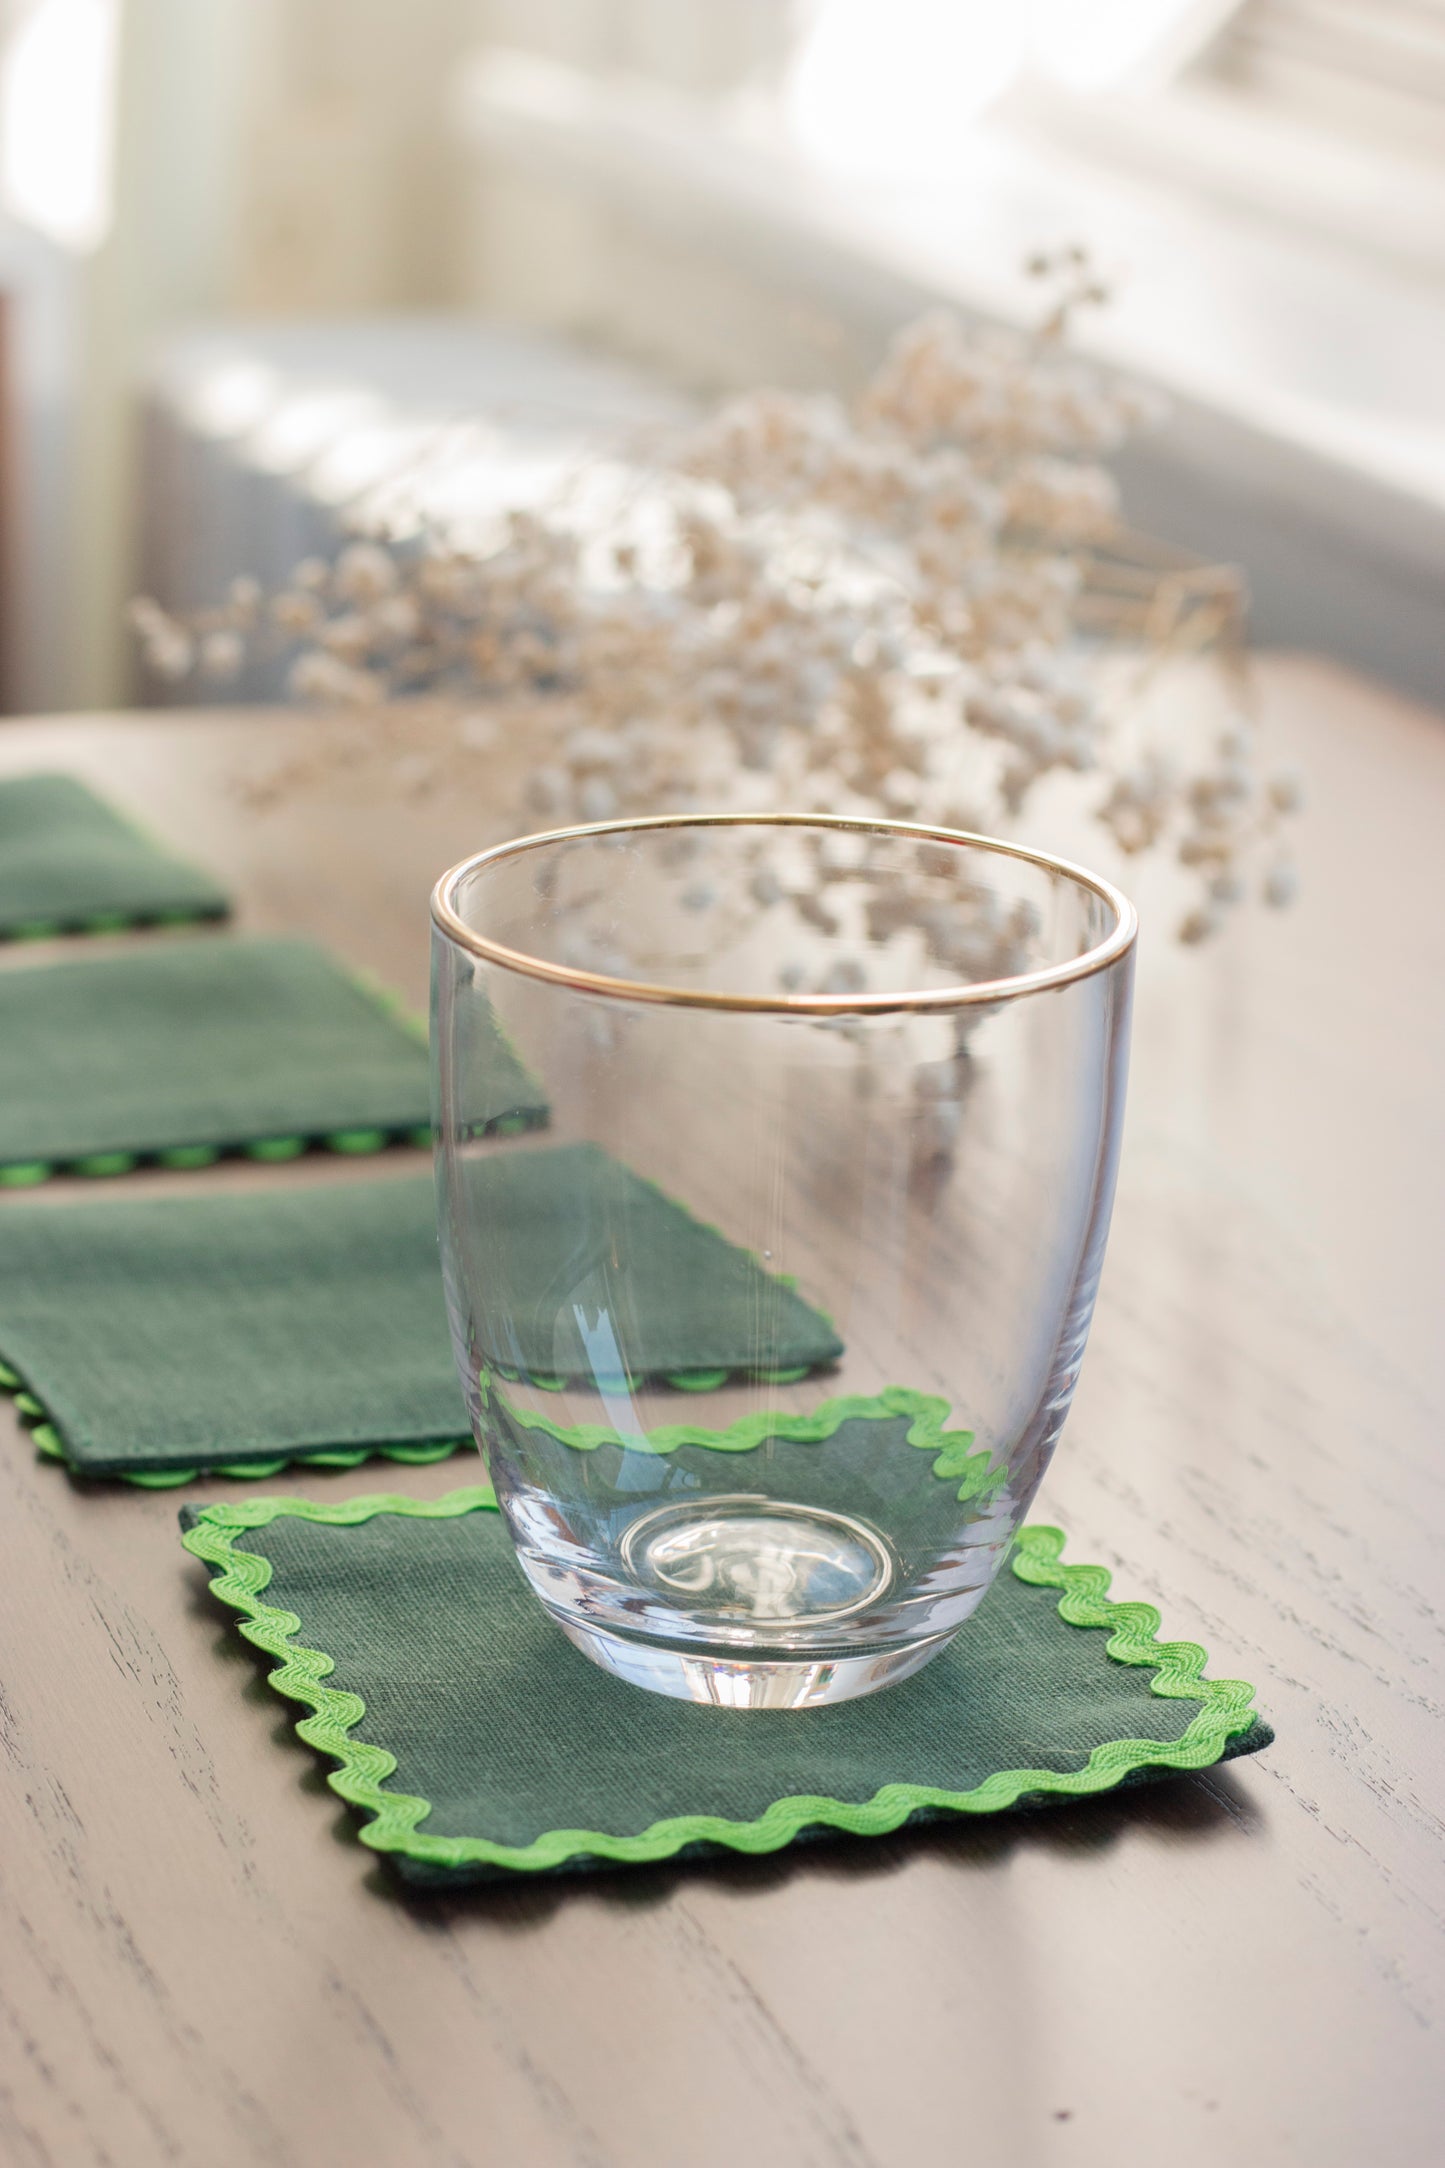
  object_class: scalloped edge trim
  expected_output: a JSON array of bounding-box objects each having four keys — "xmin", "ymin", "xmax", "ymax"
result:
[
  {"xmin": 0, "ymin": 1122, "xmax": 442, "ymax": 1188},
  {"xmin": 486, "ymin": 1378, "xmax": 1004, "ymax": 1502},
  {"xmin": 487, "ymin": 1360, "xmax": 831, "ymax": 1395},
  {"xmin": 0, "ymin": 1353, "xmax": 468, "ymax": 1487},
  {"xmin": 181, "ymin": 1487, "xmax": 1264, "ymax": 1876},
  {"xmin": 0, "ymin": 901, "xmax": 229, "ymax": 944}
]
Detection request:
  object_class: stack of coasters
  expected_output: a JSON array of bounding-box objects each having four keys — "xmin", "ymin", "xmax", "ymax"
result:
[
  {"xmin": 181, "ymin": 1485, "xmax": 1273, "ymax": 1883},
  {"xmin": 0, "ymin": 935, "xmax": 545, "ymax": 1182},
  {"xmin": 0, "ymin": 1153, "xmax": 844, "ymax": 1483},
  {"xmin": 0, "ymin": 773, "xmax": 229, "ymax": 938}
]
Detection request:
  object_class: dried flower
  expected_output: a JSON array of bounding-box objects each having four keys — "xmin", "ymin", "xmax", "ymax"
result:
[
  {"xmin": 199, "ymin": 629, "xmax": 245, "ymax": 683},
  {"xmin": 131, "ymin": 259, "xmax": 1300, "ymax": 969},
  {"xmin": 334, "ymin": 541, "xmax": 399, "ymax": 604}
]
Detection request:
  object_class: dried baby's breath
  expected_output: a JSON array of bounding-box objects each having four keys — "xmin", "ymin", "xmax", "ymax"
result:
[{"xmin": 134, "ymin": 257, "xmax": 1298, "ymax": 971}]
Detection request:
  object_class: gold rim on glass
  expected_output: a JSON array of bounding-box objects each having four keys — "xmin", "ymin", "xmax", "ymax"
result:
[{"xmin": 430, "ymin": 813, "xmax": 1138, "ymax": 1016}]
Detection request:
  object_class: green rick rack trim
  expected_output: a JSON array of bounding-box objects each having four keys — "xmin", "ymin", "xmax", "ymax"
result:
[
  {"xmin": 486, "ymin": 1356, "xmax": 839, "ymax": 1395},
  {"xmin": 0, "ymin": 902, "xmax": 226, "ymax": 946},
  {"xmin": 181, "ymin": 1486, "xmax": 1264, "ymax": 1877},
  {"xmin": 0, "ymin": 1121, "xmax": 434, "ymax": 1187},
  {"xmin": 483, "ymin": 1378, "xmax": 1006, "ymax": 1504}
]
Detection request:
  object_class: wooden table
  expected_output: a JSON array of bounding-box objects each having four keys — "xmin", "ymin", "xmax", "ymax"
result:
[{"xmin": 1, "ymin": 657, "xmax": 1441, "ymax": 2168}]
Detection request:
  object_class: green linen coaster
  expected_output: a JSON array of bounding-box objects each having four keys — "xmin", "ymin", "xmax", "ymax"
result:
[
  {"xmin": 458, "ymin": 1141, "xmax": 845, "ymax": 1388},
  {"xmin": 0, "ymin": 935, "xmax": 543, "ymax": 1181},
  {"xmin": 180, "ymin": 1481, "xmax": 1273, "ymax": 1884},
  {"xmin": 0, "ymin": 1178, "xmax": 467, "ymax": 1483},
  {"xmin": 0, "ymin": 1160, "xmax": 843, "ymax": 1483},
  {"xmin": 0, "ymin": 773, "xmax": 229, "ymax": 939}
]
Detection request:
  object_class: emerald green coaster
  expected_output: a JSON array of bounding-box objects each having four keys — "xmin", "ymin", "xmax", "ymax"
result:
[
  {"xmin": 0, "ymin": 935, "xmax": 542, "ymax": 1180},
  {"xmin": 0, "ymin": 773, "xmax": 229, "ymax": 939},
  {"xmin": 458, "ymin": 1141, "xmax": 844, "ymax": 1388},
  {"xmin": 0, "ymin": 1160, "xmax": 842, "ymax": 1484},
  {"xmin": 181, "ymin": 1482, "xmax": 1272, "ymax": 1884},
  {"xmin": 0, "ymin": 1178, "xmax": 468, "ymax": 1484}
]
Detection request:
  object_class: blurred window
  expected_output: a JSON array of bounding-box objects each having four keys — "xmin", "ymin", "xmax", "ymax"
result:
[
  {"xmin": 1197, "ymin": 2, "xmax": 1445, "ymax": 155},
  {"xmin": 0, "ymin": 0, "xmax": 120, "ymax": 251}
]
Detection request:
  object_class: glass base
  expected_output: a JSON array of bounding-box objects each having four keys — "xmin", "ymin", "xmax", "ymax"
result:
[
  {"xmin": 552, "ymin": 1612, "xmax": 957, "ymax": 1707},
  {"xmin": 530, "ymin": 1495, "xmax": 962, "ymax": 1704},
  {"xmin": 620, "ymin": 1494, "xmax": 895, "ymax": 1625}
]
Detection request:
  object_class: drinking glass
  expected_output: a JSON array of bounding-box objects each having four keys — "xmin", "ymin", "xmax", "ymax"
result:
[{"xmin": 431, "ymin": 815, "xmax": 1135, "ymax": 1709}]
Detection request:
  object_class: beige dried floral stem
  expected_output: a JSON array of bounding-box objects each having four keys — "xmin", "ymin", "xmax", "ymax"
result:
[{"xmin": 130, "ymin": 255, "xmax": 1300, "ymax": 954}]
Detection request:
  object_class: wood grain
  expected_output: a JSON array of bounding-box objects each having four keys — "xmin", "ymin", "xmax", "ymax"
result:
[{"xmin": 0, "ymin": 655, "xmax": 1441, "ymax": 2168}]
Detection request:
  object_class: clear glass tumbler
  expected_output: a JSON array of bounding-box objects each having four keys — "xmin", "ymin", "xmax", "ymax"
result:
[{"xmin": 431, "ymin": 815, "xmax": 1135, "ymax": 1709}]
